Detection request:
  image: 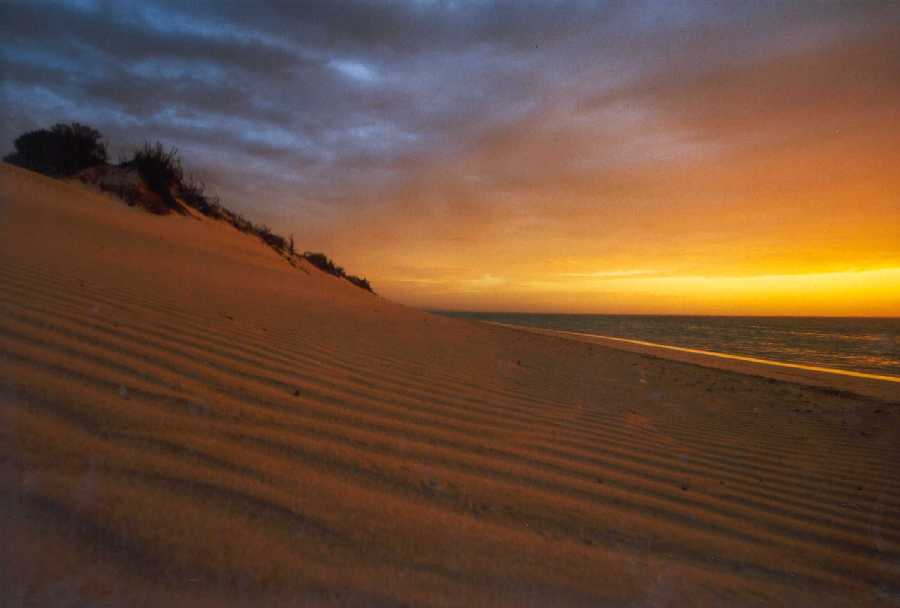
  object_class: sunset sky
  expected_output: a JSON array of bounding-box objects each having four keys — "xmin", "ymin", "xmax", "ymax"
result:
[{"xmin": 3, "ymin": 1, "xmax": 899, "ymax": 314}]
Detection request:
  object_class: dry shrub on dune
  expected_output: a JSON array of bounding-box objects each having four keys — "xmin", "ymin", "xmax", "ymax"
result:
[{"xmin": 4, "ymin": 122, "xmax": 107, "ymax": 177}]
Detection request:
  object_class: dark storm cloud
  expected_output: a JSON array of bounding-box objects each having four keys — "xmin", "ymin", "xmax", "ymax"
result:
[
  {"xmin": 2, "ymin": 0, "xmax": 899, "ymax": 229},
  {"xmin": 0, "ymin": 3, "xmax": 694, "ymax": 164}
]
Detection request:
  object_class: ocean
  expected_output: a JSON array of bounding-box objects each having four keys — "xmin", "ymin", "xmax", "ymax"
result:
[{"xmin": 438, "ymin": 313, "xmax": 900, "ymax": 379}]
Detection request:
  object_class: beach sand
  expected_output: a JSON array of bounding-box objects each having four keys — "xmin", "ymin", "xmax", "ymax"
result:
[{"xmin": 2, "ymin": 162, "xmax": 899, "ymax": 606}]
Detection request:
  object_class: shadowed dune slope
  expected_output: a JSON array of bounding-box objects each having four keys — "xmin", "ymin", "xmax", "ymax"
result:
[{"xmin": 1, "ymin": 163, "xmax": 899, "ymax": 607}]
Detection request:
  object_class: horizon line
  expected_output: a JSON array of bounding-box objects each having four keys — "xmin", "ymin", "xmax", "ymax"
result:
[{"xmin": 430, "ymin": 310, "xmax": 900, "ymax": 320}]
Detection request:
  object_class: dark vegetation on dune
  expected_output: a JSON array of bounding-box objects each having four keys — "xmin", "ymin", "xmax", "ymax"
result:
[
  {"xmin": 3, "ymin": 123, "xmax": 107, "ymax": 177},
  {"xmin": 128, "ymin": 142, "xmax": 187, "ymax": 213},
  {"xmin": 303, "ymin": 252, "xmax": 373, "ymax": 292},
  {"xmin": 4, "ymin": 123, "xmax": 374, "ymax": 293}
]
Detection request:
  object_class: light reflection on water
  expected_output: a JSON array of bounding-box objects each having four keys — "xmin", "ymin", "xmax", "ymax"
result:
[{"xmin": 438, "ymin": 313, "xmax": 900, "ymax": 378}]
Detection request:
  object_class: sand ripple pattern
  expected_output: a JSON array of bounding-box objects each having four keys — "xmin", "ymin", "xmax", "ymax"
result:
[{"xmin": 2, "ymin": 165, "xmax": 899, "ymax": 607}]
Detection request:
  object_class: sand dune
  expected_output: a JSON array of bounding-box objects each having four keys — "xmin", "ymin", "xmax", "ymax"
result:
[{"xmin": 1, "ymin": 162, "xmax": 899, "ymax": 607}]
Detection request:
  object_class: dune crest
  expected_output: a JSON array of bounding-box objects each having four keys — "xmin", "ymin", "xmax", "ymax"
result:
[{"xmin": 1, "ymin": 163, "xmax": 899, "ymax": 607}]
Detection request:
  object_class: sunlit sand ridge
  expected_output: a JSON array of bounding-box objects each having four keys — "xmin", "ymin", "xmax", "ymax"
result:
[{"xmin": 2, "ymin": 163, "xmax": 899, "ymax": 606}]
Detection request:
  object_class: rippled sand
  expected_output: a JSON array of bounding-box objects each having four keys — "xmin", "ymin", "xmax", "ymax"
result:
[{"xmin": 2, "ymin": 163, "xmax": 899, "ymax": 607}]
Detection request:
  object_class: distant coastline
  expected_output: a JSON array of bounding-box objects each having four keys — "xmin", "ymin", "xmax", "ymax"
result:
[
  {"xmin": 438, "ymin": 311, "xmax": 900, "ymax": 381},
  {"xmin": 498, "ymin": 323, "xmax": 900, "ymax": 383}
]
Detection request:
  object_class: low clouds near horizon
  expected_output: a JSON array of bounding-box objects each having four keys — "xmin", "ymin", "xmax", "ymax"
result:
[{"xmin": 3, "ymin": 1, "xmax": 899, "ymax": 313}]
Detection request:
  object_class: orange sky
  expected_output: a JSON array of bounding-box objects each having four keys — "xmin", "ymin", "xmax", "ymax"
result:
[{"xmin": 321, "ymin": 22, "xmax": 900, "ymax": 315}]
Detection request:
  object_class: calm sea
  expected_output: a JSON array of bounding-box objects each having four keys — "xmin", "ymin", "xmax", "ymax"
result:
[{"xmin": 438, "ymin": 313, "xmax": 900, "ymax": 378}]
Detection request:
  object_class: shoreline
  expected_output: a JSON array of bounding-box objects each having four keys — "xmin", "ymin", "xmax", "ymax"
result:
[{"xmin": 483, "ymin": 321, "xmax": 900, "ymax": 402}]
